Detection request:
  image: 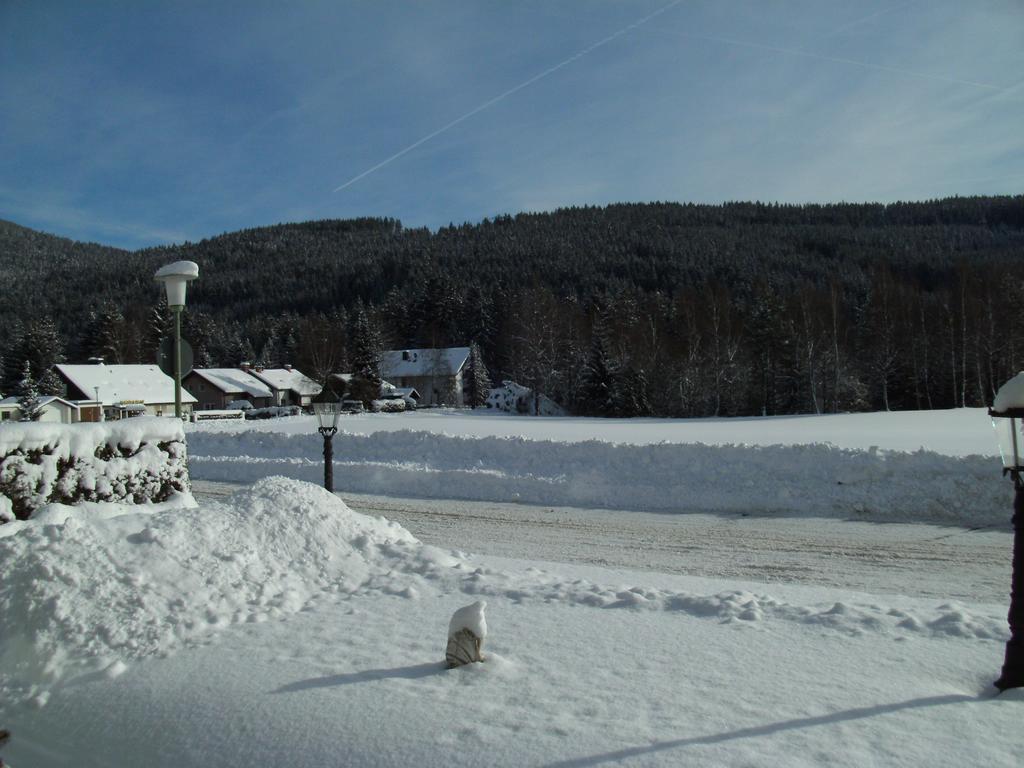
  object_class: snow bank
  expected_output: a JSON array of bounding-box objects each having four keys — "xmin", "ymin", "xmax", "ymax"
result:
[
  {"xmin": 0, "ymin": 476, "xmax": 461, "ymax": 706},
  {"xmin": 187, "ymin": 429, "xmax": 1009, "ymax": 526},
  {"xmin": 0, "ymin": 418, "xmax": 191, "ymax": 519}
]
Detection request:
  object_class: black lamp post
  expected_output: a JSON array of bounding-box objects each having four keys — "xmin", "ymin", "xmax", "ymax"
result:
[
  {"xmin": 989, "ymin": 372, "xmax": 1024, "ymax": 691},
  {"xmin": 312, "ymin": 386, "xmax": 342, "ymax": 492}
]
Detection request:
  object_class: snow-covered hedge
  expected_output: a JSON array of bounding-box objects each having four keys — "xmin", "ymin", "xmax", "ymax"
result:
[
  {"xmin": 0, "ymin": 418, "xmax": 191, "ymax": 520},
  {"xmin": 246, "ymin": 405, "xmax": 301, "ymax": 420},
  {"xmin": 372, "ymin": 398, "xmax": 406, "ymax": 413}
]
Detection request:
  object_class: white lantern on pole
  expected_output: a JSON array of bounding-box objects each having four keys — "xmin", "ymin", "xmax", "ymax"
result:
[{"xmin": 154, "ymin": 261, "xmax": 199, "ymax": 418}]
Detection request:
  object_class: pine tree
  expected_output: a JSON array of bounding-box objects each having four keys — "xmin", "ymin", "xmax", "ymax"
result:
[
  {"xmin": 38, "ymin": 367, "xmax": 65, "ymax": 397},
  {"xmin": 3, "ymin": 317, "xmax": 65, "ymax": 394},
  {"xmin": 146, "ymin": 294, "xmax": 172, "ymax": 363},
  {"xmin": 578, "ymin": 317, "xmax": 616, "ymax": 416},
  {"xmin": 463, "ymin": 342, "xmax": 492, "ymax": 408},
  {"xmin": 349, "ymin": 304, "xmax": 382, "ymax": 405},
  {"xmin": 612, "ymin": 364, "xmax": 652, "ymax": 417},
  {"xmin": 16, "ymin": 360, "xmax": 43, "ymax": 421}
]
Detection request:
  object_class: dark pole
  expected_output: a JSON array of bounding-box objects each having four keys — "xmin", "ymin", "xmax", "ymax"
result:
[
  {"xmin": 318, "ymin": 426, "xmax": 337, "ymax": 492},
  {"xmin": 996, "ymin": 471, "xmax": 1024, "ymax": 691},
  {"xmin": 173, "ymin": 306, "xmax": 183, "ymax": 419}
]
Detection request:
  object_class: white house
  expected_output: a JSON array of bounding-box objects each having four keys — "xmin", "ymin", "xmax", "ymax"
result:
[
  {"xmin": 55, "ymin": 363, "xmax": 197, "ymax": 419},
  {"xmin": 379, "ymin": 347, "xmax": 470, "ymax": 406},
  {"xmin": 246, "ymin": 366, "xmax": 322, "ymax": 408},
  {"xmin": 0, "ymin": 396, "xmax": 80, "ymax": 424}
]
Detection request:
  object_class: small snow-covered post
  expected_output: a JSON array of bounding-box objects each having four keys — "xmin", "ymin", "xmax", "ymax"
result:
[
  {"xmin": 154, "ymin": 261, "xmax": 199, "ymax": 419},
  {"xmin": 446, "ymin": 600, "xmax": 487, "ymax": 668},
  {"xmin": 989, "ymin": 373, "xmax": 1024, "ymax": 691}
]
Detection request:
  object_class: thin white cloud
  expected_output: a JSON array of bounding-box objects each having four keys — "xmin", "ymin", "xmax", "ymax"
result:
[{"xmin": 332, "ymin": 0, "xmax": 687, "ymax": 193}]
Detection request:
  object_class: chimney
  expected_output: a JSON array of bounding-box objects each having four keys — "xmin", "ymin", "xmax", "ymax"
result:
[
  {"xmin": 240, "ymin": 361, "xmax": 251, "ymax": 371},
  {"xmin": 284, "ymin": 363, "xmax": 292, "ymax": 371},
  {"xmin": 88, "ymin": 357, "xmax": 105, "ymax": 365}
]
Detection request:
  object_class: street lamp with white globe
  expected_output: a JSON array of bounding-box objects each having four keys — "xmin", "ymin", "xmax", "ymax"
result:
[
  {"xmin": 154, "ymin": 261, "xmax": 199, "ymax": 419},
  {"xmin": 988, "ymin": 372, "xmax": 1024, "ymax": 691}
]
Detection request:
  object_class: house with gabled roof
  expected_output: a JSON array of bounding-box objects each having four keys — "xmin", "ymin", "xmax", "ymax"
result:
[
  {"xmin": 183, "ymin": 368, "xmax": 274, "ymax": 410},
  {"xmin": 55, "ymin": 363, "xmax": 197, "ymax": 419},
  {"xmin": 0, "ymin": 395, "xmax": 80, "ymax": 424},
  {"xmin": 379, "ymin": 347, "xmax": 470, "ymax": 406},
  {"xmin": 246, "ymin": 365, "xmax": 322, "ymax": 408}
]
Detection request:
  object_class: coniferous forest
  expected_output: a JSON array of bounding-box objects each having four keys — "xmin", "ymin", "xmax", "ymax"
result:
[{"xmin": 2, "ymin": 195, "xmax": 1024, "ymax": 417}]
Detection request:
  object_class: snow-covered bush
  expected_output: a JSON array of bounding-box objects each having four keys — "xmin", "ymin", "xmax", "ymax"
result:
[
  {"xmin": 372, "ymin": 398, "xmax": 406, "ymax": 413},
  {"xmin": 227, "ymin": 399, "xmax": 253, "ymax": 410},
  {"xmin": 0, "ymin": 418, "xmax": 190, "ymax": 521},
  {"xmin": 245, "ymin": 405, "xmax": 301, "ymax": 420},
  {"xmin": 485, "ymin": 380, "xmax": 566, "ymax": 416}
]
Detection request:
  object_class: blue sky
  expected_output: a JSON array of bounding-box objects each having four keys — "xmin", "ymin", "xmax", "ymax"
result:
[{"xmin": 1, "ymin": 0, "xmax": 1022, "ymax": 250}]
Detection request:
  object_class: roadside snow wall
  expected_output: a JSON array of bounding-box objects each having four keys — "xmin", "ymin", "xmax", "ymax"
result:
[
  {"xmin": 187, "ymin": 429, "xmax": 1011, "ymax": 526},
  {"xmin": 0, "ymin": 418, "xmax": 191, "ymax": 521}
]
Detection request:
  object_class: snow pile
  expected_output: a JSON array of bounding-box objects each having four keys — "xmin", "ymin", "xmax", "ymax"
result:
[
  {"xmin": 0, "ymin": 476, "xmax": 462, "ymax": 706},
  {"xmin": 0, "ymin": 417, "xmax": 192, "ymax": 519},
  {"xmin": 486, "ymin": 380, "xmax": 567, "ymax": 416},
  {"xmin": 187, "ymin": 428, "xmax": 1009, "ymax": 525}
]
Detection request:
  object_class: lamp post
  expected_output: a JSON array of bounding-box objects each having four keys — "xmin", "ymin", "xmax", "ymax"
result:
[
  {"xmin": 154, "ymin": 261, "xmax": 199, "ymax": 419},
  {"xmin": 312, "ymin": 385, "xmax": 342, "ymax": 492},
  {"xmin": 988, "ymin": 372, "xmax": 1024, "ymax": 691}
]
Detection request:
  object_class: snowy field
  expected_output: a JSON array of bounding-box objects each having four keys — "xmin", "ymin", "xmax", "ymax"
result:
[
  {"xmin": 187, "ymin": 408, "xmax": 1010, "ymax": 526},
  {"xmin": 2, "ymin": 410, "xmax": 1020, "ymax": 766},
  {"xmin": 187, "ymin": 406, "xmax": 996, "ymax": 455},
  {"xmin": 1, "ymin": 477, "xmax": 1020, "ymax": 767}
]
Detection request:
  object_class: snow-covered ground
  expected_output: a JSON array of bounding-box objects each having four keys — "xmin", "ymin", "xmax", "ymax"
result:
[
  {"xmin": 2, "ymin": 477, "xmax": 1020, "ymax": 767},
  {"xmin": 3, "ymin": 410, "xmax": 1019, "ymax": 766},
  {"xmin": 186, "ymin": 408, "xmax": 1009, "ymax": 526}
]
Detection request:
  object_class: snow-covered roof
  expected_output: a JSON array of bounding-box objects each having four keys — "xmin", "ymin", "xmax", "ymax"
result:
[
  {"xmin": 380, "ymin": 347, "xmax": 470, "ymax": 378},
  {"xmin": 191, "ymin": 369, "xmax": 273, "ymax": 398},
  {"xmin": 56, "ymin": 364, "xmax": 198, "ymax": 405},
  {"xmin": 0, "ymin": 396, "xmax": 79, "ymax": 410},
  {"xmin": 379, "ymin": 380, "xmax": 420, "ymax": 400},
  {"xmin": 248, "ymin": 368, "xmax": 322, "ymax": 397}
]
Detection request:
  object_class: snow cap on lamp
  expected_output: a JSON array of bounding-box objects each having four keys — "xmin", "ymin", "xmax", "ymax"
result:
[
  {"xmin": 154, "ymin": 261, "xmax": 200, "ymax": 307},
  {"xmin": 991, "ymin": 372, "xmax": 1024, "ymax": 471}
]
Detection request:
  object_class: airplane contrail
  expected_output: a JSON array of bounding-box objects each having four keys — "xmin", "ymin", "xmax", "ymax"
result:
[
  {"xmin": 677, "ymin": 32, "xmax": 1005, "ymax": 92},
  {"xmin": 332, "ymin": 0, "xmax": 686, "ymax": 193}
]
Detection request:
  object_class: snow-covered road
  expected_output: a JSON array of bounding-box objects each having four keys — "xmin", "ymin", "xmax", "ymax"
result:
[{"xmin": 193, "ymin": 480, "xmax": 1012, "ymax": 603}]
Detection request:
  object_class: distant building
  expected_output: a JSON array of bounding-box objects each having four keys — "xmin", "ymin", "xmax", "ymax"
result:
[
  {"xmin": 245, "ymin": 365, "xmax": 322, "ymax": 408},
  {"xmin": 0, "ymin": 395, "xmax": 80, "ymax": 424},
  {"xmin": 184, "ymin": 369, "xmax": 274, "ymax": 410},
  {"xmin": 55, "ymin": 363, "xmax": 197, "ymax": 418},
  {"xmin": 380, "ymin": 347, "xmax": 470, "ymax": 406},
  {"xmin": 328, "ymin": 374, "xmax": 421, "ymax": 407}
]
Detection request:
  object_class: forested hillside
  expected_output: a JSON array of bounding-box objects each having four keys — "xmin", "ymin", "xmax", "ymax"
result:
[{"xmin": 2, "ymin": 195, "xmax": 1024, "ymax": 416}]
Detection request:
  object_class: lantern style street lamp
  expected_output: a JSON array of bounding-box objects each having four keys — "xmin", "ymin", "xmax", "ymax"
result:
[
  {"xmin": 989, "ymin": 372, "xmax": 1024, "ymax": 691},
  {"xmin": 312, "ymin": 386, "xmax": 343, "ymax": 492},
  {"xmin": 154, "ymin": 261, "xmax": 199, "ymax": 419}
]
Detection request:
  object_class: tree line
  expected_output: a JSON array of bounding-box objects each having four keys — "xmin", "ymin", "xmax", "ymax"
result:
[{"xmin": 1, "ymin": 195, "xmax": 1023, "ymax": 416}]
